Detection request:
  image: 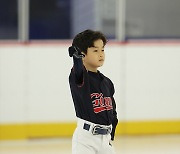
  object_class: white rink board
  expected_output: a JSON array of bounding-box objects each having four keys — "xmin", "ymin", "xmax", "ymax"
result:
[{"xmin": 0, "ymin": 43, "xmax": 180, "ymax": 123}]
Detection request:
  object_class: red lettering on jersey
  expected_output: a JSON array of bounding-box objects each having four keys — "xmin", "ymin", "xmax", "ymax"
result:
[
  {"xmin": 91, "ymin": 93, "xmax": 113, "ymax": 113},
  {"xmin": 91, "ymin": 93, "xmax": 103, "ymax": 99},
  {"xmin": 94, "ymin": 106, "xmax": 106, "ymax": 113},
  {"xmin": 92, "ymin": 99, "xmax": 99, "ymax": 107}
]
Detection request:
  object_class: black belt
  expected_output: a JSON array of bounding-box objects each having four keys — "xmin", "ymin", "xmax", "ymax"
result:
[{"xmin": 83, "ymin": 123, "xmax": 111, "ymax": 135}]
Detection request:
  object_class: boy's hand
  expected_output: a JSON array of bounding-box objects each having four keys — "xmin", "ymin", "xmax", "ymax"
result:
[{"xmin": 68, "ymin": 46, "xmax": 85, "ymax": 58}]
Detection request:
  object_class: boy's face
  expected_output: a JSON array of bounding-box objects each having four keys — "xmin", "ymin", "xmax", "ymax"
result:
[{"xmin": 82, "ymin": 39, "xmax": 105, "ymax": 72}]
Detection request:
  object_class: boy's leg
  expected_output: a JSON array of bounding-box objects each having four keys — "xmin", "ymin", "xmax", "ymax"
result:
[
  {"xmin": 72, "ymin": 140, "xmax": 96, "ymax": 154},
  {"xmin": 72, "ymin": 128, "xmax": 97, "ymax": 154},
  {"xmin": 98, "ymin": 134, "xmax": 116, "ymax": 154},
  {"xmin": 98, "ymin": 143, "xmax": 116, "ymax": 154}
]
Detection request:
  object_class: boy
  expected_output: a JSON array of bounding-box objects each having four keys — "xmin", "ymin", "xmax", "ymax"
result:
[{"xmin": 68, "ymin": 29, "xmax": 118, "ymax": 154}]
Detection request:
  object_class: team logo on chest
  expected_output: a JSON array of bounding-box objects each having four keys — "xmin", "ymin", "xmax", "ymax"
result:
[{"xmin": 90, "ymin": 93, "xmax": 113, "ymax": 113}]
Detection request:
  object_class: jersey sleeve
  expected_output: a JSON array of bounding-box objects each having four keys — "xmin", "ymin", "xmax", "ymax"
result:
[{"xmin": 72, "ymin": 56, "xmax": 84, "ymax": 85}]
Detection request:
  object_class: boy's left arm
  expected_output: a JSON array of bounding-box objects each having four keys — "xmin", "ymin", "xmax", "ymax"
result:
[
  {"xmin": 109, "ymin": 80, "xmax": 118, "ymax": 141},
  {"xmin": 111, "ymin": 97, "xmax": 118, "ymax": 141}
]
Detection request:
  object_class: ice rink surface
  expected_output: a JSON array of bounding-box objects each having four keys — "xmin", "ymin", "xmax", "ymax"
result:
[{"xmin": 0, "ymin": 135, "xmax": 180, "ymax": 154}]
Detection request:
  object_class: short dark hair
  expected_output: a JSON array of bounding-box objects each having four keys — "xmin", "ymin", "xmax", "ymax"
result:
[{"xmin": 72, "ymin": 29, "xmax": 107, "ymax": 54}]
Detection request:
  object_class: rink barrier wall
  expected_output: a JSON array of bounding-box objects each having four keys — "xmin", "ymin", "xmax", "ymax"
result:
[
  {"xmin": 1, "ymin": 41, "xmax": 180, "ymax": 140},
  {"xmin": 0, "ymin": 120, "xmax": 180, "ymax": 140}
]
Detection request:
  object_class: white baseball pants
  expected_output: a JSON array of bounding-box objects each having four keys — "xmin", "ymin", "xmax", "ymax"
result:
[{"xmin": 72, "ymin": 118, "xmax": 116, "ymax": 154}]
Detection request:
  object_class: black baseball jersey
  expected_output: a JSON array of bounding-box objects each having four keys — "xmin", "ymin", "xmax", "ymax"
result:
[{"xmin": 69, "ymin": 57, "xmax": 118, "ymax": 140}]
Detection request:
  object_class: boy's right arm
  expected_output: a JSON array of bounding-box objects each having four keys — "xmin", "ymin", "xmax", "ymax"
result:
[{"xmin": 68, "ymin": 46, "xmax": 85, "ymax": 85}]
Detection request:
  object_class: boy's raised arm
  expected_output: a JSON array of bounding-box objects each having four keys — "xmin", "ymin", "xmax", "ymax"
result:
[{"xmin": 68, "ymin": 46, "xmax": 85, "ymax": 84}]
